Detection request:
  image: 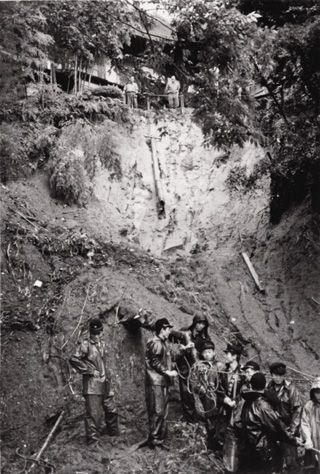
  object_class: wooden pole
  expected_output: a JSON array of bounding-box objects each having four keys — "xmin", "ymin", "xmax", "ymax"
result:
[
  {"xmin": 151, "ymin": 138, "xmax": 166, "ymax": 219},
  {"xmin": 242, "ymin": 252, "xmax": 265, "ymax": 293},
  {"xmin": 180, "ymin": 94, "xmax": 184, "ymax": 112},
  {"xmin": 26, "ymin": 410, "xmax": 65, "ymax": 473}
]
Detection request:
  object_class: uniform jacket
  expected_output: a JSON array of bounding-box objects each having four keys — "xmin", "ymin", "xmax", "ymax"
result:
[
  {"xmin": 171, "ymin": 325, "xmax": 212, "ymax": 377},
  {"xmin": 267, "ymin": 379, "xmax": 302, "ymax": 434},
  {"xmin": 145, "ymin": 335, "xmax": 173, "ymax": 387},
  {"xmin": 70, "ymin": 333, "xmax": 110, "ymax": 395},
  {"xmin": 239, "ymin": 391, "xmax": 296, "ymax": 456},
  {"xmin": 217, "ymin": 363, "xmax": 246, "ymax": 404},
  {"xmin": 194, "ymin": 358, "xmax": 223, "ymax": 418}
]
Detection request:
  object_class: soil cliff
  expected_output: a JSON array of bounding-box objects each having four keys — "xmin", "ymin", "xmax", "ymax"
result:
[{"xmin": 1, "ymin": 107, "xmax": 319, "ymax": 473}]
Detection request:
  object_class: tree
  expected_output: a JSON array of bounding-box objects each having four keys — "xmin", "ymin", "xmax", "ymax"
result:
[{"xmin": 0, "ymin": 2, "xmax": 53, "ymax": 103}]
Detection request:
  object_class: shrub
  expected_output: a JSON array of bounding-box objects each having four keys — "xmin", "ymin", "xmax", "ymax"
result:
[
  {"xmin": 226, "ymin": 165, "xmax": 249, "ymax": 192},
  {"xmin": 96, "ymin": 132, "xmax": 122, "ymax": 180},
  {"xmin": 0, "ymin": 133, "xmax": 22, "ymax": 183},
  {"xmin": 91, "ymin": 85, "xmax": 124, "ymax": 99},
  {"xmin": 49, "ymin": 149, "xmax": 92, "ymax": 206}
]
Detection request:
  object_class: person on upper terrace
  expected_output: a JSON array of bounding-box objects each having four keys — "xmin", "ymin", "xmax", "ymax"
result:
[
  {"xmin": 165, "ymin": 75, "xmax": 180, "ymax": 108},
  {"xmin": 124, "ymin": 76, "xmax": 139, "ymax": 108}
]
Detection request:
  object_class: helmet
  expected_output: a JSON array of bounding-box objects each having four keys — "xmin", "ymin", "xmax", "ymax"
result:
[{"xmin": 192, "ymin": 313, "xmax": 208, "ymax": 325}]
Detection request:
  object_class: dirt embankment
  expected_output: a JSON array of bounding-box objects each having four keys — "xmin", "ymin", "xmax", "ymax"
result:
[{"xmin": 1, "ymin": 108, "xmax": 319, "ymax": 473}]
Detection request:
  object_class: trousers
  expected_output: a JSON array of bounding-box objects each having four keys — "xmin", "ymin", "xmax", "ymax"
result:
[
  {"xmin": 168, "ymin": 93, "xmax": 179, "ymax": 108},
  {"xmin": 145, "ymin": 384, "xmax": 169, "ymax": 446},
  {"xmin": 84, "ymin": 394, "xmax": 118, "ymax": 444}
]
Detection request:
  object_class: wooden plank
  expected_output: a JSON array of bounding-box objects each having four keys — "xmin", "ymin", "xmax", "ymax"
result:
[{"xmin": 242, "ymin": 252, "xmax": 265, "ymax": 293}]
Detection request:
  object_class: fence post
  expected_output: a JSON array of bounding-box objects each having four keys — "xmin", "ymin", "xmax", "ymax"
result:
[
  {"xmin": 180, "ymin": 94, "xmax": 184, "ymax": 113},
  {"xmin": 146, "ymin": 95, "xmax": 150, "ymax": 111}
]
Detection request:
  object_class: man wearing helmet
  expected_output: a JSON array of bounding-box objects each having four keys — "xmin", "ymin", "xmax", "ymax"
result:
[
  {"xmin": 70, "ymin": 318, "xmax": 119, "ymax": 446},
  {"xmin": 171, "ymin": 313, "xmax": 213, "ymax": 422}
]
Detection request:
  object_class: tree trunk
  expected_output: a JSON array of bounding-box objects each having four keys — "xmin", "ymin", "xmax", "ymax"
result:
[
  {"xmin": 78, "ymin": 56, "xmax": 83, "ymax": 94},
  {"xmin": 74, "ymin": 55, "xmax": 78, "ymax": 95}
]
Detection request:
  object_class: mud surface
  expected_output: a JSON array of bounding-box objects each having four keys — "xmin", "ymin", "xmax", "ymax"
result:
[{"xmin": 1, "ymin": 109, "xmax": 319, "ymax": 473}]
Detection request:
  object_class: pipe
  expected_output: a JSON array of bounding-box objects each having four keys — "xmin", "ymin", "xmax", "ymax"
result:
[{"xmin": 150, "ymin": 138, "xmax": 166, "ymax": 219}]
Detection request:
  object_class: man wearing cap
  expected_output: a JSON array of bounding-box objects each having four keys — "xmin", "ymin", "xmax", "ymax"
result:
[
  {"xmin": 239, "ymin": 372, "xmax": 298, "ymax": 473},
  {"xmin": 145, "ymin": 318, "xmax": 178, "ymax": 449},
  {"xmin": 242, "ymin": 360, "xmax": 260, "ymax": 389},
  {"xmin": 215, "ymin": 342, "xmax": 245, "ymax": 472},
  {"xmin": 171, "ymin": 313, "xmax": 213, "ymax": 422},
  {"xmin": 267, "ymin": 361, "xmax": 302, "ymax": 470},
  {"xmin": 70, "ymin": 318, "xmax": 119, "ymax": 446}
]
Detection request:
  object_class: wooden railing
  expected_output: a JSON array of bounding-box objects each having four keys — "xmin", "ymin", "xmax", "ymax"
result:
[{"xmin": 125, "ymin": 93, "xmax": 185, "ymax": 111}]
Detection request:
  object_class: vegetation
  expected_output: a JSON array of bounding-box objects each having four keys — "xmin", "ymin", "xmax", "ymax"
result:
[{"xmin": 0, "ymin": 0, "xmax": 319, "ymax": 217}]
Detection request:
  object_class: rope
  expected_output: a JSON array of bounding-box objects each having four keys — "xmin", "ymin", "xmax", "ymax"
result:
[{"xmin": 187, "ymin": 361, "xmax": 219, "ymax": 404}]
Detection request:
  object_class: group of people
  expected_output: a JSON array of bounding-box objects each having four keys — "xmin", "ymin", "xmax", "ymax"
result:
[
  {"xmin": 70, "ymin": 315, "xmax": 320, "ymax": 474},
  {"xmin": 123, "ymin": 75, "xmax": 181, "ymax": 109}
]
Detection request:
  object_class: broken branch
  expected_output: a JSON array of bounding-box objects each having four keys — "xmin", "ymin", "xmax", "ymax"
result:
[
  {"xmin": 242, "ymin": 252, "xmax": 265, "ymax": 293},
  {"xmin": 7, "ymin": 206, "xmax": 40, "ymax": 230}
]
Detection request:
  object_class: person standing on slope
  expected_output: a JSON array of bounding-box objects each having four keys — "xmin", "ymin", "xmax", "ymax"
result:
[
  {"xmin": 267, "ymin": 361, "xmax": 302, "ymax": 471},
  {"xmin": 171, "ymin": 313, "xmax": 213, "ymax": 422},
  {"xmin": 145, "ymin": 318, "xmax": 178, "ymax": 449},
  {"xmin": 300, "ymin": 376, "xmax": 320, "ymax": 473},
  {"xmin": 69, "ymin": 318, "xmax": 119, "ymax": 446}
]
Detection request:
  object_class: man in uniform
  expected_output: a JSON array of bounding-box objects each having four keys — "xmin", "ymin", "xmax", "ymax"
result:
[
  {"xmin": 300, "ymin": 376, "xmax": 320, "ymax": 473},
  {"xmin": 216, "ymin": 342, "xmax": 246, "ymax": 473},
  {"xmin": 70, "ymin": 318, "xmax": 119, "ymax": 446},
  {"xmin": 145, "ymin": 318, "xmax": 178, "ymax": 449},
  {"xmin": 239, "ymin": 372, "xmax": 298, "ymax": 473},
  {"xmin": 172, "ymin": 313, "xmax": 213, "ymax": 422},
  {"xmin": 242, "ymin": 360, "xmax": 260, "ymax": 390},
  {"xmin": 267, "ymin": 361, "xmax": 302, "ymax": 471}
]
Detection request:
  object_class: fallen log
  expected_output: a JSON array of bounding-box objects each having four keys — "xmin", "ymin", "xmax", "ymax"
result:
[{"xmin": 242, "ymin": 252, "xmax": 265, "ymax": 293}]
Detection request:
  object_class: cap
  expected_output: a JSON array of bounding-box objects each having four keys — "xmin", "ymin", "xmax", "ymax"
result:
[
  {"xmin": 269, "ymin": 362, "xmax": 286, "ymax": 375},
  {"xmin": 223, "ymin": 343, "xmax": 243, "ymax": 356},
  {"xmin": 201, "ymin": 341, "xmax": 216, "ymax": 352},
  {"xmin": 154, "ymin": 318, "xmax": 173, "ymax": 334},
  {"xmin": 251, "ymin": 373, "xmax": 266, "ymax": 391},
  {"xmin": 242, "ymin": 360, "xmax": 260, "ymax": 372},
  {"xmin": 89, "ymin": 318, "xmax": 103, "ymax": 334}
]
